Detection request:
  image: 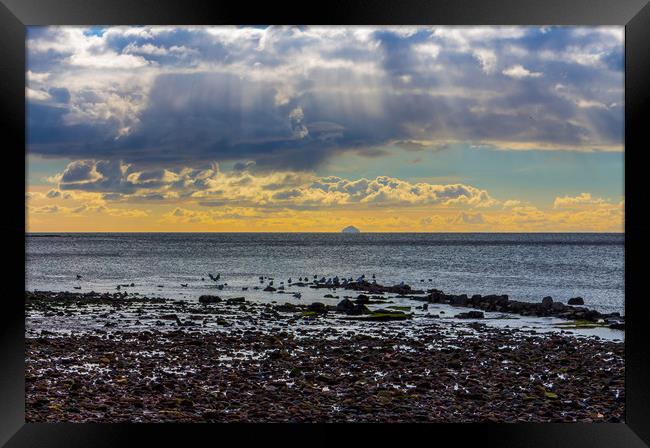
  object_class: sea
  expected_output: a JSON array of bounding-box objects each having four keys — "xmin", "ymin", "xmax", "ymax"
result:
[{"xmin": 25, "ymin": 232, "xmax": 625, "ymax": 315}]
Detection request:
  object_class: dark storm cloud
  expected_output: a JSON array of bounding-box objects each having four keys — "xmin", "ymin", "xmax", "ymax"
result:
[{"xmin": 27, "ymin": 25, "xmax": 624, "ymax": 177}]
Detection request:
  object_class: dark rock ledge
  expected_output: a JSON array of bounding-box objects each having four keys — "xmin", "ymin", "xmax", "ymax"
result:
[{"xmin": 343, "ymin": 281, "xmax": 624, "ymax": 330}]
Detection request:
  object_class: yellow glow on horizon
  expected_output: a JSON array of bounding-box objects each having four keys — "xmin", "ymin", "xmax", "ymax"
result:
[{"xmin": 26, "ymin": 185, "xmax": 624, "ymax": 233}]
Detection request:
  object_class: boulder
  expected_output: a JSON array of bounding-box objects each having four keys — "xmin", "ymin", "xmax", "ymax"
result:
[
  {"xmin": 509, "ymin": 301, "xmax": 524, "ymax": 311},
  {"xmin": 551, "ymin": 302, "xmax": 565, "ymax": 312},
  {"xmin": 427, "ymin": 289, "xmax": 446, "ymax": 303},
  {"xmin": 336, "ymin": 298, "xmax": 355, "ymax": 312},
  {"xmin": 451, "ymin": 294, "xmax": 468, "ymax": 306},
  {"xmin": 348, "ymin": 304, "xmax": 370, "ymax": 316},
  {"xmin": 308, "ymin": 302, "xmax": 327, "ymax": 314},
  {"xmin": 568, "ymin": 297, "xmax": 584, "ymax": 305},
  {"xmin": 355, "ymin": 294, "xmax": 370, "ymax": 304},
  {"xmin": 541, "ymin": 296, "xmax": 554, "ymax": 308},
  {"xmin": 274, "ymin": 303, "xmax": 297, "ymax": 312},
  {"xmin": 226, "ymin": 297, "xmax": 245, "ymax": 305},
  {"xmin": 584, "ymin": 309, "xmax": 602, "ymax": 322},
  {"xmin": 198, "ymin": 295, "xmax": 221, "ymax": 304},
  {"xmin": 263, "ymin": 286, "xmax": 277, "ymax": 292}
]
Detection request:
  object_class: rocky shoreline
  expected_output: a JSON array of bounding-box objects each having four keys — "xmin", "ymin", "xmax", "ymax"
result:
[
  {"xmin": 25, "ymin": 289, "xmax": 624, "ymax": 423},
  {"xmin": 27, "ymin": 274, "xmax": 625, "ymax": 328},
  {"xmin": 340, "ymin": 280, "xmax": 625, "ymax": 329}
]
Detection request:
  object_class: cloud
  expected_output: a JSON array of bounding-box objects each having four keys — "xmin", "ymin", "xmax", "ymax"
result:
[
  {"xmin": 502, "ymin": 64, "xmax": 542, "ymax": 79},
  {"xmin": 27, "ymin": 25, "xmax": 624, "ymax": 171},
  {"xmin": 553, "ymin": 192, "xmax": 606, "ymax": 208},
  {"xmin": 26, "ymin": 87, "xmax": 51, "ymax": 101},
  {"xmin": 29, "ymin": 200, "xmax": 148, "ymax": 218},
  {"xmin": 49, "ymin": 159, "xmax": 499, "ymax": 211},
  {"xmin": 449, "ymin": 211, "xmax": 485, "ymax": 225},
  {"xmin": 32, "ymin": 205, "xmax": 60, "ymax": 214},
  {"xmin": 473, "ymin": 48, "xmax": 497, "ymax": 74}
]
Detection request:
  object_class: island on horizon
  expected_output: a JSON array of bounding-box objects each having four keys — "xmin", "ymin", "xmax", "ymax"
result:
[{"xmin": 341, "ymin": 225, "xmax": 361, "ymax": 234}]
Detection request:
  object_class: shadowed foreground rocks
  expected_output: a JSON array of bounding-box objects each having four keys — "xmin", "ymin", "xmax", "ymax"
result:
[{"xmin": 26, "ymin": 327, "xmax": 624, "ymax": 423}]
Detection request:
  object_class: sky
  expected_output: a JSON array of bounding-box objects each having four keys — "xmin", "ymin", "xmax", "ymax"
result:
[{"xmin": 26, "ymin": 26, "xmax": 624, "ymax": 232}]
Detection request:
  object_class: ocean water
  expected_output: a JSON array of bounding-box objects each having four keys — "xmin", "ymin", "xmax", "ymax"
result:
[{"xmin": 25, "ymin": 233, "xmax": 625, "ymax": 314}]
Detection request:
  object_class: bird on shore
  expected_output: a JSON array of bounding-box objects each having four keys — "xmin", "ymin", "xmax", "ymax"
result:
[
  {"xmin": 293, "ymin": 292, "xmax": 302, "ymax": 299},
  {"xmin": 76, "ymin": 274, "xmax": 83, "ymax": 280}
]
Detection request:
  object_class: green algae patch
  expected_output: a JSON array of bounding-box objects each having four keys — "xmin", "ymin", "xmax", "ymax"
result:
[
  {"xmin": 386, "ymin": 305, "xmax": 412, "ymax": 312},
  {"xmin": 553, "ymin": 319, "xmax": 607, "ymax": 329}
]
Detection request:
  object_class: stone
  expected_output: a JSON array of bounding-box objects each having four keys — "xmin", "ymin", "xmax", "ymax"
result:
[
  {"xmin": 198, "ymin": 295, "xmax": 221, "ymax": 304},
  {"xmin": 568, "ymin": 297, "xmax": 584, "ymax": 305},
  {"xmin": 551, "ymin": 302, "xmax": 565, "ymax": 312},
  {"xmin": 336, "ymin": 299, "xmax": 355, "ymax": 312},
  {"xmin": 308, "ymin": 302, "xmax": 327, "ymax": 314},
  {"xmin": 541, "ymin": 296, "xmax": 554, "ymax": 308},
  {"xmin": 451, "ymin": 295, "xmax": 469, "ymax": 306},
  {"xmin": 355, "ymin": 294, "xmax": 370, "ymax": 303}
]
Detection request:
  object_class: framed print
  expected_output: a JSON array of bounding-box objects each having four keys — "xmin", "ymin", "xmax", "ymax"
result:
[{"xmin": 1, "ymin": 0, "xmax": 649, "ymax": 446}]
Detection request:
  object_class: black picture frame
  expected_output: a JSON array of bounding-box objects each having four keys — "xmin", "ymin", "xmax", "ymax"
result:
[{"xmin": 1, "ymin": 0, "xmax": 648, "ymax": 446}]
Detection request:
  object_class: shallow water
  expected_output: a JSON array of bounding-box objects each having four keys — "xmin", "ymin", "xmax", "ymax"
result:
[{"xmin": 26, "ymin": 232, "xmax": 624, "ymax": 314}]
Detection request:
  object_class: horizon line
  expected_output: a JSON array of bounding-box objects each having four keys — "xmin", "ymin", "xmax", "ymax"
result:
[{"xmin": 25, "ymin": 230, "xmax": 625, "ymax": 234}]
